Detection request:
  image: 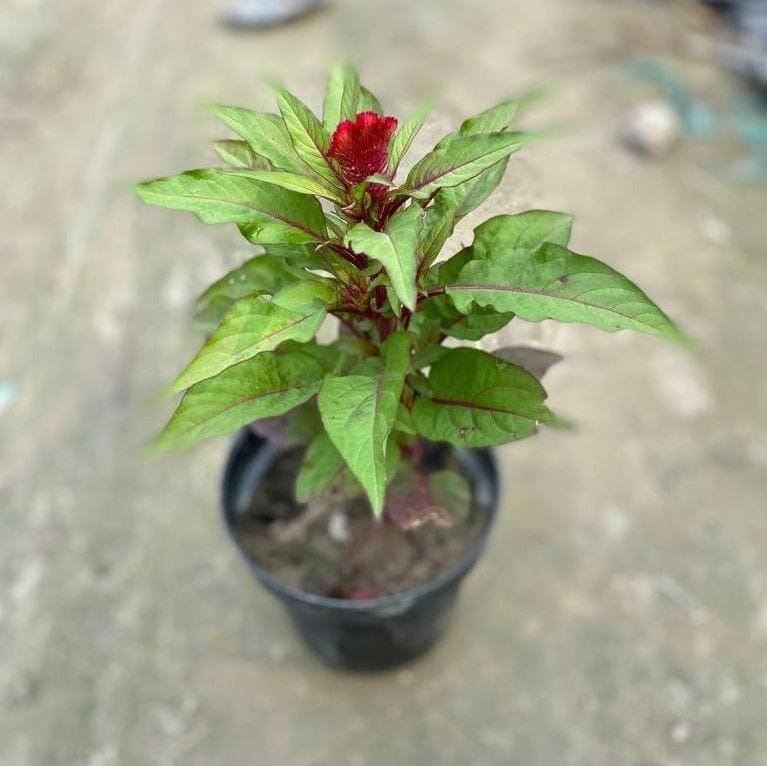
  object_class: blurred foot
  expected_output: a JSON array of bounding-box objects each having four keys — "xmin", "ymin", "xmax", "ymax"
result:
[{"xmin": 219, "ymin": 0, "xmax": 326, "ymax": 29}]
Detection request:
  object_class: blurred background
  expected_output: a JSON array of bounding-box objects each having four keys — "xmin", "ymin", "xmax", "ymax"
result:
[{"xmin": 1, "ymin": 0, "xmax": 766, "ymax": 763}]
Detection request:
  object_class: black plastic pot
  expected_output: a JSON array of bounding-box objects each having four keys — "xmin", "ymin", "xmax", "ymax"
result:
[{"xmin": 221, "ymin": 429, "xmax": 499, "ymax": 672}]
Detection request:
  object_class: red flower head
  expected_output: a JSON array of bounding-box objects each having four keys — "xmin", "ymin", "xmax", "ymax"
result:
[{"xmin": 328, "ymin": 111, "xmax": 398, "ymax": 187}]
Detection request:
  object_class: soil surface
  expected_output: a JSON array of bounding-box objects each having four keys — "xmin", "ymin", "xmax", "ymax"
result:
[{"xmin": 234, "ymin": 448, "xmax": 487, "ymax": 599}]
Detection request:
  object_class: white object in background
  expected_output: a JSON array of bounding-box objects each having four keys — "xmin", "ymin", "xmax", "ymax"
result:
[
  {"xmin": 0, "ymin": 380, "xmax": 19, "ymax": 415},
  {"xmin": 621, "ymin": 100, "xmax": 682, "ymax": 159},
  {"xmin": 219, "ymin": 0, "xmax": 326, "ymax": 29}
]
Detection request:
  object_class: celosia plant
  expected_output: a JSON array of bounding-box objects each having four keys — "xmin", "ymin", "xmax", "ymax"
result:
[{"xmin": 136, "ymin": 66, "xmax": 683, "ymax": 526}]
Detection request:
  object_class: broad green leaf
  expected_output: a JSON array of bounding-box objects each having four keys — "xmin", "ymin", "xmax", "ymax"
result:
[
  {"xmin": 423, "ymin": 99, "xmax": 522, "ymax": 220},
  {"xmin": 154, "ymin": 346, "xmax": 328, "ymax": 452},
  {"xmin": 194, "ymin": 247, "xmax": 321, "ymax": 333},
  {"xmin": 447, "ymin": 242, "xmax": 684, "ymax": 341},
  {"xmin": 457, "ymin": 87, "xmax": 548, "ymax": 138},
  {"xmin": 436, "ymin": 157, "xmax": 509, "ymax": 221},
  {"xmin": 419, "ymin": 246, "xmax": 514, "ymax": 340},
  {"xmin": 460, "ymin": 99, "xmax": 520, "ymax": 136},
  {"xmin": 425, "ymin": 245, "xmax": 474, "ymax": 288},
  {"xmin": 318, "ymin": 332, "xmax": 411, "ymax": 515},
  {"xmin": 274, "ymin": 86, "xmax": 343, "ymax": 190},
  {"xmin": 323, "ymin": 63, "xmax": 361, "ymax": 132},
  {"xmin": 171, "ymin": 280, "xmax": 336, "ymax": 392},
  {"xmin": 194, "ymin": 257, "xmax": 286, "ymax": 333},
  {"xmin": 358, "ymin": 86, "xmax": 383, "ymax": 114},
  {"xmin": 213, "ymin": 140, "xmax": 270, "ymax": 170},
  {"xmin": 208, "ymin": 105, "xmax": 310, "ymax": 175},
  {"xmin": 236, "ymin": 169, "xmax": 345, "ymax": 203},
  {"xmin": 387, "ymin": 101, "xmax": 432, "ymax": 176},
  {"xmin": 421, "ymin": 295, "xmax": 513, "ymax": 341},
  {"xmin": 472, "ymin": 210, "xmax": 573, "ymax": 257},
  {"xmin": 134, "ymin": 169, "xmax": 328, "ymax": 245},
  {"xmin": 284, "ymin": 339, "xmax": 342, "ymax": 371},
  {"xmin": 363, "ymin": 173, "xmax": 393, "ymax": 187},
  {"xmin": 402, "ymin": 132, "xmax": 527, "ymax": 199},
  {"xmin": 412, "ymin": 348, "xmax": 552, "ymax": 448},
  {"xmin": 418, "ymin": 193, "xmax": 459, "ymax": 270},
  {"xmin": 433, "ymin": 99, "xmax": 518, "ymax": 154},
  {"xmin": 393, "ymin": 403, "xmax": 417, "ymax": 434},
  {"xmin": 295, "ymin": 433, "xmax": 362, "ymax": 504},
  {"xmin": 421, "ymin": 246, "xmax": 512, "ymax": 338},
  {"xmin": 346, "ymin": 204, "xmax": 421, "ymax": 311}
]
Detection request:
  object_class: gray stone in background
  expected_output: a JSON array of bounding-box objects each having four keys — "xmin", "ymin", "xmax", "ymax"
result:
[{"xmin": 0, "ymin": 0, "xmax": 765, "ymax": 764}]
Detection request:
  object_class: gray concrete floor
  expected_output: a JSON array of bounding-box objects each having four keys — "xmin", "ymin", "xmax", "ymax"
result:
[{"xmin": 1, "ymin": 0, "xmax": 766, "ymax": 764}]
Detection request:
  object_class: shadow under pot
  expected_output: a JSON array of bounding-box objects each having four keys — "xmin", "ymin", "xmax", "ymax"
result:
[{"xmin": 221, "ymin": 429, "xmax": 500, "ymax": 672}]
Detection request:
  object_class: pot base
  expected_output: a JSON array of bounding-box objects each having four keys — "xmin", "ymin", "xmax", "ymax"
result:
[{"xmin": 221, "ymin": 430, "xmax": 499, "ymax": 671}]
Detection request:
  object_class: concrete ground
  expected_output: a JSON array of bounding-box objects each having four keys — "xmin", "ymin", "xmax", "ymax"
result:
[{"xmin": 1, "ymin": 0, "xmax": 766, "ymax": 763}]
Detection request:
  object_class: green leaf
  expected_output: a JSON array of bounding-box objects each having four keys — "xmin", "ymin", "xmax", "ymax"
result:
[
  {"xmin": 171, "ymin": 280, "xmax": 336, "ymax": 392},
  {"xmin": 421, "ymin": 295, "xmax": 513, "ymax": 341},
  {"xmin": 420, "ymin": 246, "xmax": 514, "ymax": 339},
  {"xmin": 234, "ymin": 169, "xmax": 344, "ymax": 203},
  {"xmin": 295, "ymin": 433, "xmax": 362, "ymax": 504},
  {"xmin": 456, "ymin": 88, "xmax": 547, "ymax": 139},
  {"xmin": 387, "ymin": 101, "xmax": 432, "ymax": 176},
  {"xmin": 436, "ymin": 157, "xmax": 509, "ymax": 221},
  {"xmin": 134, "ymin": 169, "xmax": 328, "ymax": 245},
  {"xmin": 422, "ymin": 100, "xmax": 524, "ymax": 221},
  {"xmin": 472, "ymin": 210, "xmax": 573, "ymax": 257},
  {"xmin": 447, "ymin": 242, "xmax": 684, "ymax": 341},
  {"xmin": 274, "ymin": 86, "xmax": 343, "ymax": 190},
  {"xmin": 420, "ymin": 244, "xmax": 514, "ymax": 340},
  {"xmin": 412, "ymin": 348, "xmax": 552, "ymax": 448},
  {"xmin": 154, "ymin": 346, "xmax": 329, "ymax": 452},
  {"xmin": 363, "ymin": 173, "xmax": 393, "ymax": 187},
  {"xmin": 208, "ymin": 105, "xmax": 310, "ymax": 176},
  {"xmin": 193, "ymin": 254, "xmax": 301, "ymax": 333},
  {"xmin": 460, "ymin": 99, "xmax": 520, "ymax": 136},
  {"xmin": 323, "ymin": 63, "xmax": 361, "ymax": 132},
  {"xmin": 357, "ymin": 86, "xmax": 383, "ymax": 114},
  {"xmin": 403, "ymin": 132, "xmax": 526, "ymax": 199},
  {"xmin": 425, "ymin": 246, "xmax": 474, "ymax": 288},
  {"xmin": 393, "ymin": 403, "xmax": 417, "ymax": 434},
  {"xmin": 317, "ymin": 332, "xmax": 411, "ymax": 515},
  {"xmin": 418, "ymin": 193, "xmax": 459, "ymax": 270},
  {"xmin": 213, "ymin": 140, "xmax": 270, "ymax": 170},
  {"xmin": 346, "ymin": 204, "xmax": 421, "ymax": 311}
]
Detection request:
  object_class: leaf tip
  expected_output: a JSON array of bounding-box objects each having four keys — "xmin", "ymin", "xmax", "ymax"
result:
[
  {"xmin": 672, "ymin": 327, "xmax": 697, "ymax": 351},
  {"xmin": 143, "ymin": 434, "xmax": 171, "ymax": 458},
  {"xmin": 540, "ymin": 410, "xmax": 576, "ymax": 431},
  {"xmin": 133, "ymin": 180, "xmax": 151, "ymax": 201}
]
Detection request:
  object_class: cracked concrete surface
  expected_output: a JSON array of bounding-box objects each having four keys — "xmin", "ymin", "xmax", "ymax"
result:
[{"xmin": 1, "ymin": 0, "xmax": 766, "ymax": 764}]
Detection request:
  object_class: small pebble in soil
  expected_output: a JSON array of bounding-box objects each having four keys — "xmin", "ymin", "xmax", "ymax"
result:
[{"xmin": 327, "ymin": 511, "xmax": 350, "ymax": 543}]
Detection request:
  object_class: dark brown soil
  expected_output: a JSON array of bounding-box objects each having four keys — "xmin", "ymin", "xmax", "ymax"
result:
[{"xmin": 233, "ymin": 447, "xmax": 487, "ymax": 600}]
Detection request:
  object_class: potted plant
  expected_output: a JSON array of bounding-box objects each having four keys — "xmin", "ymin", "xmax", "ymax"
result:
[{"xmin": 135, "ymin": 65, "xmax": 684, "ymax": 671}]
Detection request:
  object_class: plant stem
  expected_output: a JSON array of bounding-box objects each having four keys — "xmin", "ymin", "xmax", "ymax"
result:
[{"xmin": 418, "ymin": 287, "xmax": 446, "ymax": 303}]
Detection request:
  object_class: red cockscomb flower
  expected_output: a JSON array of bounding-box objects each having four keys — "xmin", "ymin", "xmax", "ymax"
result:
[{"xmin": 327, "ymin": 111, "xmax": 398, "ymax": 187}]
